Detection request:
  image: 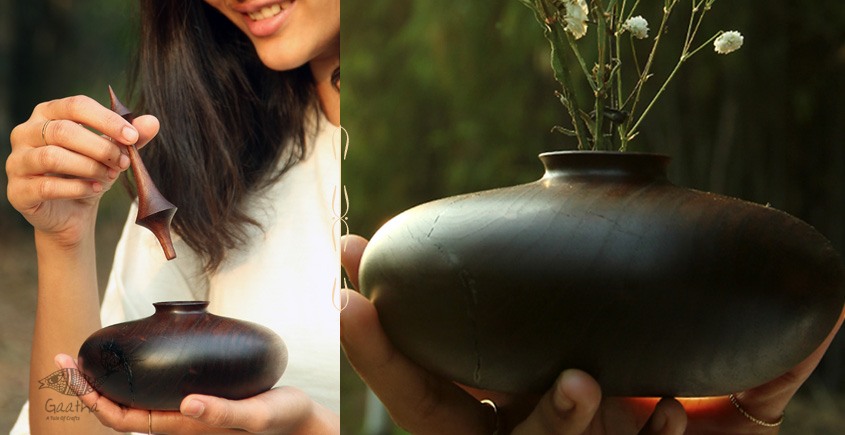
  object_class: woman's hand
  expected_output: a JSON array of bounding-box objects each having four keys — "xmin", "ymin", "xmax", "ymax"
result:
[
  {"xmin": 340, "ymin": 234, "xmax": 687, "ymax": 434},
  {"xmin": 55, "ymin": 354, "xmax": 339, "ymax": 435},
  {"xmin": 681, "ymin": 304, "xmax": 845, "ymax": 434},
  {"xmin": 6, "ymin": 95, "xmax": 159, "ymax": 247},
  {"xmin": 15, "ymin": 96, "xmax": 160, "ymax": 435},
  {"xmin": 341, "ymin": 234, "xmax": 845, "ymax": 434}
]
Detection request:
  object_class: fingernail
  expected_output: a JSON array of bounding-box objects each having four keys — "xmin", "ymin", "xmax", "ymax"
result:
[
  {"xmin": 182, "ymin": 399, "xmax": 205, "ymax": 418},
  {"xmin": 92, "ymin": 182, "xmax": 103, "ymax": 193},
  {"xmin": 119, "ymin": 154, "xmax": 130, "ymax": 169},
  {"xmin": 651, "ymin": 409, "xmax": 667, "ymax": 432},
  {"xmin": 121, "ymin": 126, "xmax": 138, "ymax": 143},
  {"xmin": 108, "ymin": 168, "xmax": 118, "ymax": 180}
]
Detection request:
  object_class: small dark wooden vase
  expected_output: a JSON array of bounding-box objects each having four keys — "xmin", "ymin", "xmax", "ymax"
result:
[
  {"xmin": 78, "ymin": 301, "xmax": 287, "ymax": 410},
  {"xmin": 359, "ymin": 151, "xmax": 845, "ymax": 397}
]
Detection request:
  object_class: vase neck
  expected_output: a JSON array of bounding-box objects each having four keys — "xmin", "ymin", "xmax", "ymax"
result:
[
  {"xmin": 539, "ymin": 151, "xmax": 670, "ymax": 182},
  {"xmin": 153, "ymin": 301, "xmax": 209, "ymax": 315}
]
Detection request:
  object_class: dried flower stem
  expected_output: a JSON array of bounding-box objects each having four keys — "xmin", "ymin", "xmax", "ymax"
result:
[
  {"xmin": 566, "ymin": 34, "xmax": 598, "ymax": 93},
  {"xmin": 594, "ymin": 0, "xmax": 609, "ymax": 149},
  {"xmin": 534, "ymin": 0, "xmax": 592, "ymax": 149},
  {"xmin": 522, "ymin": 0, "xmax": 739, "ymax": 151},
  {"xmin": 625, "ymin": 1, "xmax": 721, "ymax": 140},
  {"xmin": 620, "ymin": 0, "xmax": 678, "ymax": 149}
]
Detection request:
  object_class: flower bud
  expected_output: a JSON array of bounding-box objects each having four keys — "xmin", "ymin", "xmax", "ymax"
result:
[
  {"xmin": 714, "ymin": 31, "xmax": 744, "ymax": 54},
  {"xmin": 623, "ymin": 16, "xmax": 649, "ymax": 39}
]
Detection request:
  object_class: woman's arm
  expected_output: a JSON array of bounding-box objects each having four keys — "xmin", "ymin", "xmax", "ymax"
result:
[
  {"xmin": 682, "ymin": 304, "xmax": 845, "ymax": 435},
  {"xmin": 7, "ymin": 95, "xmax": 159, "ymax": 434},
  {"xmin": 29, "ymin": 226, "xmax": 111, "ymax": 434},
  {"xmin": 340, "ymin": 234, "xmax": 687, "ymax": 435}
]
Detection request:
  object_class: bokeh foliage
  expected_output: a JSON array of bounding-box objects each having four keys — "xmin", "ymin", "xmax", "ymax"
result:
[{"xmin": 343, "ymin": 0, "xmax": 845, "ymax": 236}]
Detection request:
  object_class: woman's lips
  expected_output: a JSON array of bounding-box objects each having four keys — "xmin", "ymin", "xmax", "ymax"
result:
[{"xmin": 241, "ymin": 1, "xmax": 294, "ymax": 38}]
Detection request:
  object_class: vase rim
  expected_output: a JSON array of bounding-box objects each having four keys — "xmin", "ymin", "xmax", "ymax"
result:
[
  {"xmin": 153, "ymin": 301, "xmax": 210, "ymax": 313},
  {"xmin": 538, "ymin": 151, "xmax": 670, "ymax": 181},
  {"xmin": 538, "ymin": 150, "xmax": 669, "ymax": 159}
]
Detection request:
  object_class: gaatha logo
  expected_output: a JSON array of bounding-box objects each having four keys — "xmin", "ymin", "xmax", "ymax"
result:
[
  {"xmin": 38, "ymin": 368, "xmax": 98, "ymax": 396},
  {"xmin": 44, "ymin": 398, "xmax": 96, "ymax": 414}
]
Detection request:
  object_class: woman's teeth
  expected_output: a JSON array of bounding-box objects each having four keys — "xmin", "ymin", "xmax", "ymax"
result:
[{"xmin": 247, "ymin": 3, "xmax": 288, "ymax": 21}]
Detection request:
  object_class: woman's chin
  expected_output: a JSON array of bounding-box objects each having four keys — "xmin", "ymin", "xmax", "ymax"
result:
[{"xmin": 254, "ymin": 48, "xmax": 310, "ymax": 72}]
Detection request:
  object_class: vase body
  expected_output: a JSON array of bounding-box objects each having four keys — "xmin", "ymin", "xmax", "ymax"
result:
[
  {"xmin": 359, "ymin": 151, "xmax": 845, "ymax": 396},
  {"xmin": 78, "ymin": 301, "xmax": 287, "ymax": 410}
]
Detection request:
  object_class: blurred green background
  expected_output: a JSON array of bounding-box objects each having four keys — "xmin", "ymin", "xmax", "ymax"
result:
[
  {"xmin": 341, "ymin": 0, "xmax": 845, "ymax": 433},
  {"xmin": 0, "ymin": 0, "xmax": 843, "ymax": 433}
]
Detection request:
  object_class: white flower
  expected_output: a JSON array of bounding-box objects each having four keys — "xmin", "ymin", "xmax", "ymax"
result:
[
  {"xmin": 622, "ymin": 16, "xmax": 649, "ymax": 39},
  {"xmin": 714, "ymin": 31, "xmax": 744, "ymax": 54},
  {"xmin": 564, "ymin": 0, "xmax": 589, "ymax": 40}
]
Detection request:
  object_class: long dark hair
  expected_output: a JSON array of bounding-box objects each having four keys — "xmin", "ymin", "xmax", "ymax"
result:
[{"xmin": 130, "ymin": 1, "xmax": 319, "ymax": 272}]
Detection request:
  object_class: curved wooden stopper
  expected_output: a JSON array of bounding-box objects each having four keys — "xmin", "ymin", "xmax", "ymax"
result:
[{"xmin": 109, "ymin": 86, "xmax": 177, "ymax": 260}]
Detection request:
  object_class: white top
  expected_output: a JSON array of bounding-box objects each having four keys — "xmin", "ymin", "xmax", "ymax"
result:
[{"xmin": 11, "ymin": 115, "xmax": 341, "ymax": 433}]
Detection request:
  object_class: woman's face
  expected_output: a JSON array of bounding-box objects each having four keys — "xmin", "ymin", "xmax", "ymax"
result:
[{"xmin": 203, "ymin": 0, "xmax": 340, "ymax": 72}]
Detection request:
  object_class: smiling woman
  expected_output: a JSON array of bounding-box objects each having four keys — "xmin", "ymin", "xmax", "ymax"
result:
[
  {"xmin": 206, "ymin": 0, "xmax": 341, "ymax": 79},
  {"xmin": 247, "ymin": 3, "xmax": 288, "ymax": 21},
  {"xmin": 6, "ymin": 0, "xmax": 340, "ymax": 434},
  {"xmin": 228, "ymin": 1, "xmax": 298, "ymax": 38}
]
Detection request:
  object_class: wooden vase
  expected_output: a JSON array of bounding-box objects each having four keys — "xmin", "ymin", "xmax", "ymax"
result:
[
  {"xmin": 359, "ymin": 151, "xmax": 845, "ymax": 396},
  {"xmin": 78, "ymin": 301, "xmax": 287, "ymax": 410}
]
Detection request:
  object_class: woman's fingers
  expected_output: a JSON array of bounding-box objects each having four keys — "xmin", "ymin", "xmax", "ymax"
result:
[
  {"xmin": 511, "ymin": 371, "xmax": 687, "ymax": 435},
  {"xmin": 512, "ymin": 370, "xmax": 600, "ymax": 435},
  {"xmin": 181, "ymin": 394, "xmax": 275, "ymax": 432},
  {"xmin": 38, "ymin": 119, "xmax": 128, "ymax": 171},
  {"xmin": 11, "ymin": 96, "xmax": 158, "ymax": 178},
  {"xmin": 21, "ymin": 145, "xmax": 117, "ymax": 183},
  {"xmin": 53, "ymin": 354, "xmax": 155, "ymax": 434},
  {"xmin": 6, "ymin": 98, "xmax": 162, "ymax": 215},
  {"xmin": 20, "ymin": 176, "xmax": 104, "ymax": 208},
  {"xmin": 55, "ymin": 354, "xmax": 237, "ymax": 434},
  {"xmin": 131, "ymin": 114, "xmax": 161, "ymax": 150},
  {"xmin": 34, "ymin": 95, "xmax": 139, "ymax": 146},
  {"xmin": 340, "ymin": 234, "xmax": 368, "ymax": 289},
  {"xmin": 340, "ymin": 290, "xmax": 492, "ymax": 434},
  {"xmin": 341, "ymin": 235, "xmax": 494, "ymax": 432},
  {"xmin": 179, "ymin": 388, "xmax": 315, "ymax": 433},
  {"xmin": 639, "ymin": 398, "xmax": 687, "ymax": 435},
  {"xmin": 6, "ymin": 146, "xmax": 116, "ymax": 212},
  {"xmin": 714, "ymin": 305, "xmax": 845, "ymax": 425}
]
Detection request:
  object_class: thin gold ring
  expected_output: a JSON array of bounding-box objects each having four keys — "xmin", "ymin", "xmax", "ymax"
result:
[
  {"xmin": 41, "ymin": 119, "xmax": 53, "ymax": 146},
  {"xmin": 729, "ymin": 393, "xmax": 783, "ymax": 427},
  {"xmin": 148, "ymin": 410, "xmax": 152, "ymax": 434}
]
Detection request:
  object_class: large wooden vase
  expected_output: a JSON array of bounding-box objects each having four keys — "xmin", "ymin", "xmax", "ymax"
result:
[
  {"xmin": 78, "ymin": 301, "xmax": 287, "ymax": 410},
  {"xmin": 359, "ymin": 151, "xmax": 845, "ymax": 396}
]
